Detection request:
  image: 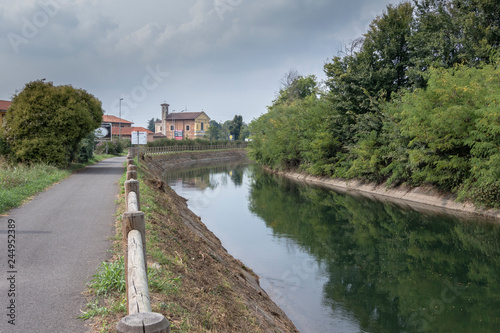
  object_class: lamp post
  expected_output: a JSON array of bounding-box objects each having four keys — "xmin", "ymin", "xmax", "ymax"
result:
[{"xmin": 119, "ymin": 98, "xmax": 123, "ymax": 140}]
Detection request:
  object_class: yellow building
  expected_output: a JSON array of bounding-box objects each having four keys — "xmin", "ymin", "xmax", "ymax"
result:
[{"xmin": 159, "ymin": 103, "xmax": 210, "ymax": 140}]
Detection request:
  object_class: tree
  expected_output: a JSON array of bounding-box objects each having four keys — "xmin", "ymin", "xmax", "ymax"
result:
[
  {"xmin": 4, "ymin": 80, "xmax": 103, "ymax": 166},
  {"xmin": 229, "ymin": 115, "xmax": 243, "ymax": 140},
  {"xmin": 207, "ymin": 120, "xmax": 222, "ymax": 141},
  {"xmin": 240, "ymin": 122, "xmax": 250, "ymax": 141},
  {"xmin": 275, "ymin": 71, "xmax": 318, "ymax": 105},
  {"xmin": 147, "ymin": 118, "xmax": 159, "ymax": 132},
  {"xmin": 409, "ymin": 0, "xmax": 500, "ymax": 84},
  {"xmin": 324, "ymin": 2, "xmax": 414, "ymax": 116}
]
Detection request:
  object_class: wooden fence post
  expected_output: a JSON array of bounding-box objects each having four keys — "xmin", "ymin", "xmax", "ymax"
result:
[
  {"xmin": 122, "ymin": 211, "xmax": 147, "ymax": 314},
  {"xmin": 117, "ymin": 312, "xmax": 170, "ymax": 333},
  {"xmin": 124, "ymin": 180, "xmax": 140, "ymax": 212},
  {"xmin": 127, "ymin": 230, "xmax": 151, "ymax": 314},
  {"xmin": 127, "ymin": 169, "xmax": 138, "ymax": 180}
]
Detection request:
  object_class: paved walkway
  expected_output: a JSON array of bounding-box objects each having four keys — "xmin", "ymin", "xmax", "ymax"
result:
[{"xmin": 0, "ymin": 156, "xmax": 126, "ymax": 332}]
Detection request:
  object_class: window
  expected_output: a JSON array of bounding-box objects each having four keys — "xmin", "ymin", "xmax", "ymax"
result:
[
  {"xmin": 200, "ymin": 122, "xmax": 204, "ymax": 131},
  {"xmin": 186, "ymin": 125, "xmax": 190, "ymax": 131},
  {"xmin": 170, "ymin": 125, "xmax": 174, "ymax": 130}
]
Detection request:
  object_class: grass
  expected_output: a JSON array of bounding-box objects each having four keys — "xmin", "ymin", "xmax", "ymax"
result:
[
  {"xmin": 78, "ymin": 258, "xmax": 127, "ymax": 325},
  {"xmin": 87, "ymin": 258, "xmax": 126, "ymax": 296},
  {"xmin": 0, "ymin": 154, "xmax": 118, "ymax": 214}
]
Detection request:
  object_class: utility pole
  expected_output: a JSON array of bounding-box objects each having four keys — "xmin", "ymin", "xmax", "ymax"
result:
[{"xmin": 119, "ymin": 98, "xmax": 123, "ymax": 140}]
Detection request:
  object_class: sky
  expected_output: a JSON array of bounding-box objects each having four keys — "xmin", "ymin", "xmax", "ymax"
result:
[{"xmin": 0, "ymin": 0, "xmax": 403, "ymax": 129}]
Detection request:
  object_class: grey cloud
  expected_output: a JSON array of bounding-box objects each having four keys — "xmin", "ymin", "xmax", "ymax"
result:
[{"xmin": 0, "ymin": 0, "xmax": 401, "ymax": 129}]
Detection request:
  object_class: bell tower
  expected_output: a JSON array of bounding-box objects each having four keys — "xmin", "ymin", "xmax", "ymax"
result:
[{"xmin": 161, "ymin": 103, "xmax": 169, "ymax": 136}]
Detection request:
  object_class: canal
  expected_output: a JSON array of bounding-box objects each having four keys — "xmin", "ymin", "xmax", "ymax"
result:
[{"xmin": 163, "ymin": 163, "xmax": 500, "ymax": 333}]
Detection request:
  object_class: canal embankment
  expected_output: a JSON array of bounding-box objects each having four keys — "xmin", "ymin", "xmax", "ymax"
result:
[
  {"xmin": 142, "ymin": 147, "xmax": 500, "ymax": 220},
  {"xmin": 267, "ymin": 168, "xmax": 500, "ymax": 220},
  {"xmin": 136, "ymin": 149, "xmax": 299, "ymax": 332}
]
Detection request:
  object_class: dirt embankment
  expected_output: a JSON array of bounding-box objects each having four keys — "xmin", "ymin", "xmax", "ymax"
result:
[{"xmin": 139, "ymin": 150, "xmax": 299, "ymax": 332}]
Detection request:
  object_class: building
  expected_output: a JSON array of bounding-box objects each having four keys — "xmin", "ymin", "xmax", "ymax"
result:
[
  {"xmin": 118, "ymin": 126, "xmax": 155, "ymax": 143},
  {"xmin": 159, "ymin": 103, "xmax": 210, "ymax": 140},
  {"xmin": 0, "ymin": 100, "xmax": 12, "ymax": 127},
  {"xmin": 101, "ymin": 115, "xmax": 157, "ymax": 142},
  {"xmin": 102, "ymin": 114, "xmax": 134, "ymax": 135},
  {"xmin": 154, "ymin": 119, "xmax": 163, "ymax": 134}
]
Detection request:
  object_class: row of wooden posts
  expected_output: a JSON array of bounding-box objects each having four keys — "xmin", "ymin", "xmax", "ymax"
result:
[{"xmin": 116, "ymin": 153, "xmax": 170, "ymax": 333}]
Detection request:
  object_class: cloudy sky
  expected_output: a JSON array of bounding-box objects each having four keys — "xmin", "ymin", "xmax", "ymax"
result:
[{"xmin": 1, "ymin": 0, "xmax": 403, "ymax": 128}]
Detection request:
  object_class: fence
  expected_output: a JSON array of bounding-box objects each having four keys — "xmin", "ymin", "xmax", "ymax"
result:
[
  {"xmin": 137, "ymin": 143, "xmax": 248, "ymax": 156},
  {"xmin": 116, "ymin": 153, "xmax": 170, "ymax": 333}
]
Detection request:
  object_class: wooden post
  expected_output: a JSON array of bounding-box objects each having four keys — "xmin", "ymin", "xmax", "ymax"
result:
[
  {"xmin": 127, "ymin": 192, "xmax": 138, "ymax": 212},
  {"xmin": 125, "ymin": 180, "xmax": 140, "ymax": 212},
  {"xmin": 122, "ymin": 211, "xmax": 146, "ymax": 261},
  {"xmin": 122, "ymin": 211, "xmax": 147, "ymax": 313},
  {"xmin": 127, "ymin": 165, "xmax": 137, "ymax": 172},
  {"xmin": 127, "ymin": 170, "xmax": 138, "ymax": 180},
  {"xmin": 127, "ymin": 159, "xmax": 134, "ymax": 166},
  {"xmin": 127, "ymin": 230, "xmax": 151, "ymax": 314},
  {"xmin": 117, "ymin": 312, "xmax": 170, "ymax": 333}
]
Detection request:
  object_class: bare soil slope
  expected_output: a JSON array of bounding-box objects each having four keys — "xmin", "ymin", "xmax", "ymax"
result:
[{"xmin": 139, "ymin": 151, "xmax": 299, "ymax": 332}]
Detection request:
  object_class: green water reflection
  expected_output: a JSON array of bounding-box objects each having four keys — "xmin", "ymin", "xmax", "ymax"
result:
[
  {"xmin": 247, "ymin": 166, "xmax": 500, "ymax": 333},
  {"xmin": 165, "ymin": 164, "xmax": 500, "ymax": 332}
]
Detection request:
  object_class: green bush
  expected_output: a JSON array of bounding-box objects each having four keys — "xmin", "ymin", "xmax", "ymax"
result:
[
  {"xmin": 94, "ymin": 139, "xmax": 129, "ymax": 156},
  {"xmin": 0, "ymin": 131, "xmax": 10, "ymax": 157},
  {"xmin": 4, "ymin": 80, "xmax": 103, "ymax": 167},
  {"xmin": 76, "ymin": 133, "xmax": 95, "ymax": 163}
]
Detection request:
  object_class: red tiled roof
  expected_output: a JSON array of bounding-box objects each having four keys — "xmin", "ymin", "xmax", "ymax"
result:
[
  {"xmin": 102, "ymin": 115, "xmax": 134, "ymax": 124},
  {"xmin": 165, "ymin": 112, "xmax": 205, "ymax": 121},
  {"xmin": 0, "ymin": 100, "xmax": 12, "ymax": 111},
  {"xmin": 111, "ymin": 127, "xmax": 153, "ymax": 136}
]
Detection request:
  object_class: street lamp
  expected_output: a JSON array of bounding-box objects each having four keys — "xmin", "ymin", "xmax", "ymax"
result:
[
  {"xmin": 119, "ymin": 98, "xmax": 123, "ymax": 140},
  {"xmin": 171, "ymin": 110, "xmax": 175, "ymax": 139}
]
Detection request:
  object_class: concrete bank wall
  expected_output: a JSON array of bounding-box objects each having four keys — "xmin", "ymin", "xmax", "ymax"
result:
[
  {"xmin": 141, "ymin": 149, "xmax": 500, "ymax": 220},
  {"xmin": 271, "ymin": 168, "xmax": 500, "ymax": 220}
]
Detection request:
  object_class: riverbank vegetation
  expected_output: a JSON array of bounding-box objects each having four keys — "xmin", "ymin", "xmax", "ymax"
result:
[{"xmin": 249, "ymin": 0, "xmax": 500, "ymax": 208}]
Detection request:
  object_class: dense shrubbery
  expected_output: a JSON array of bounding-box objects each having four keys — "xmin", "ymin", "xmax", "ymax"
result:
[
  {"xmin": 0, "ymin": 131, "xmax": 10, "ymax": 156},
  {"xmin": 249, "ymin": 0, "xmax": 500, "ymax": 207},
  {"xmin": 94, "ymin": 139, "xmax": 129, "ymax": 156}
]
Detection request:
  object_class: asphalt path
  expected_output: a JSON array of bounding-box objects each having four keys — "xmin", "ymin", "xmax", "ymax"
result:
[{"xmin": 0, "ymin": 156, "xmax": 126, "ymax": 333}]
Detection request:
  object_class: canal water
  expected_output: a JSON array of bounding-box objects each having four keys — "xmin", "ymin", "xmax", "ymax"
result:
[{"xmin": 163, "ymin": 163, "xmax": 500, "ymax": 333}]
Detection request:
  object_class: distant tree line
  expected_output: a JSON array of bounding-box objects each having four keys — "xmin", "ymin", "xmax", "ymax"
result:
[
  {"xmin": 249, "ymin": 0, "xmax": 500, "ymax": 207},
  {"xmin": 206, "ymin": 115, "xmax": 249, "ymax": 141}
]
